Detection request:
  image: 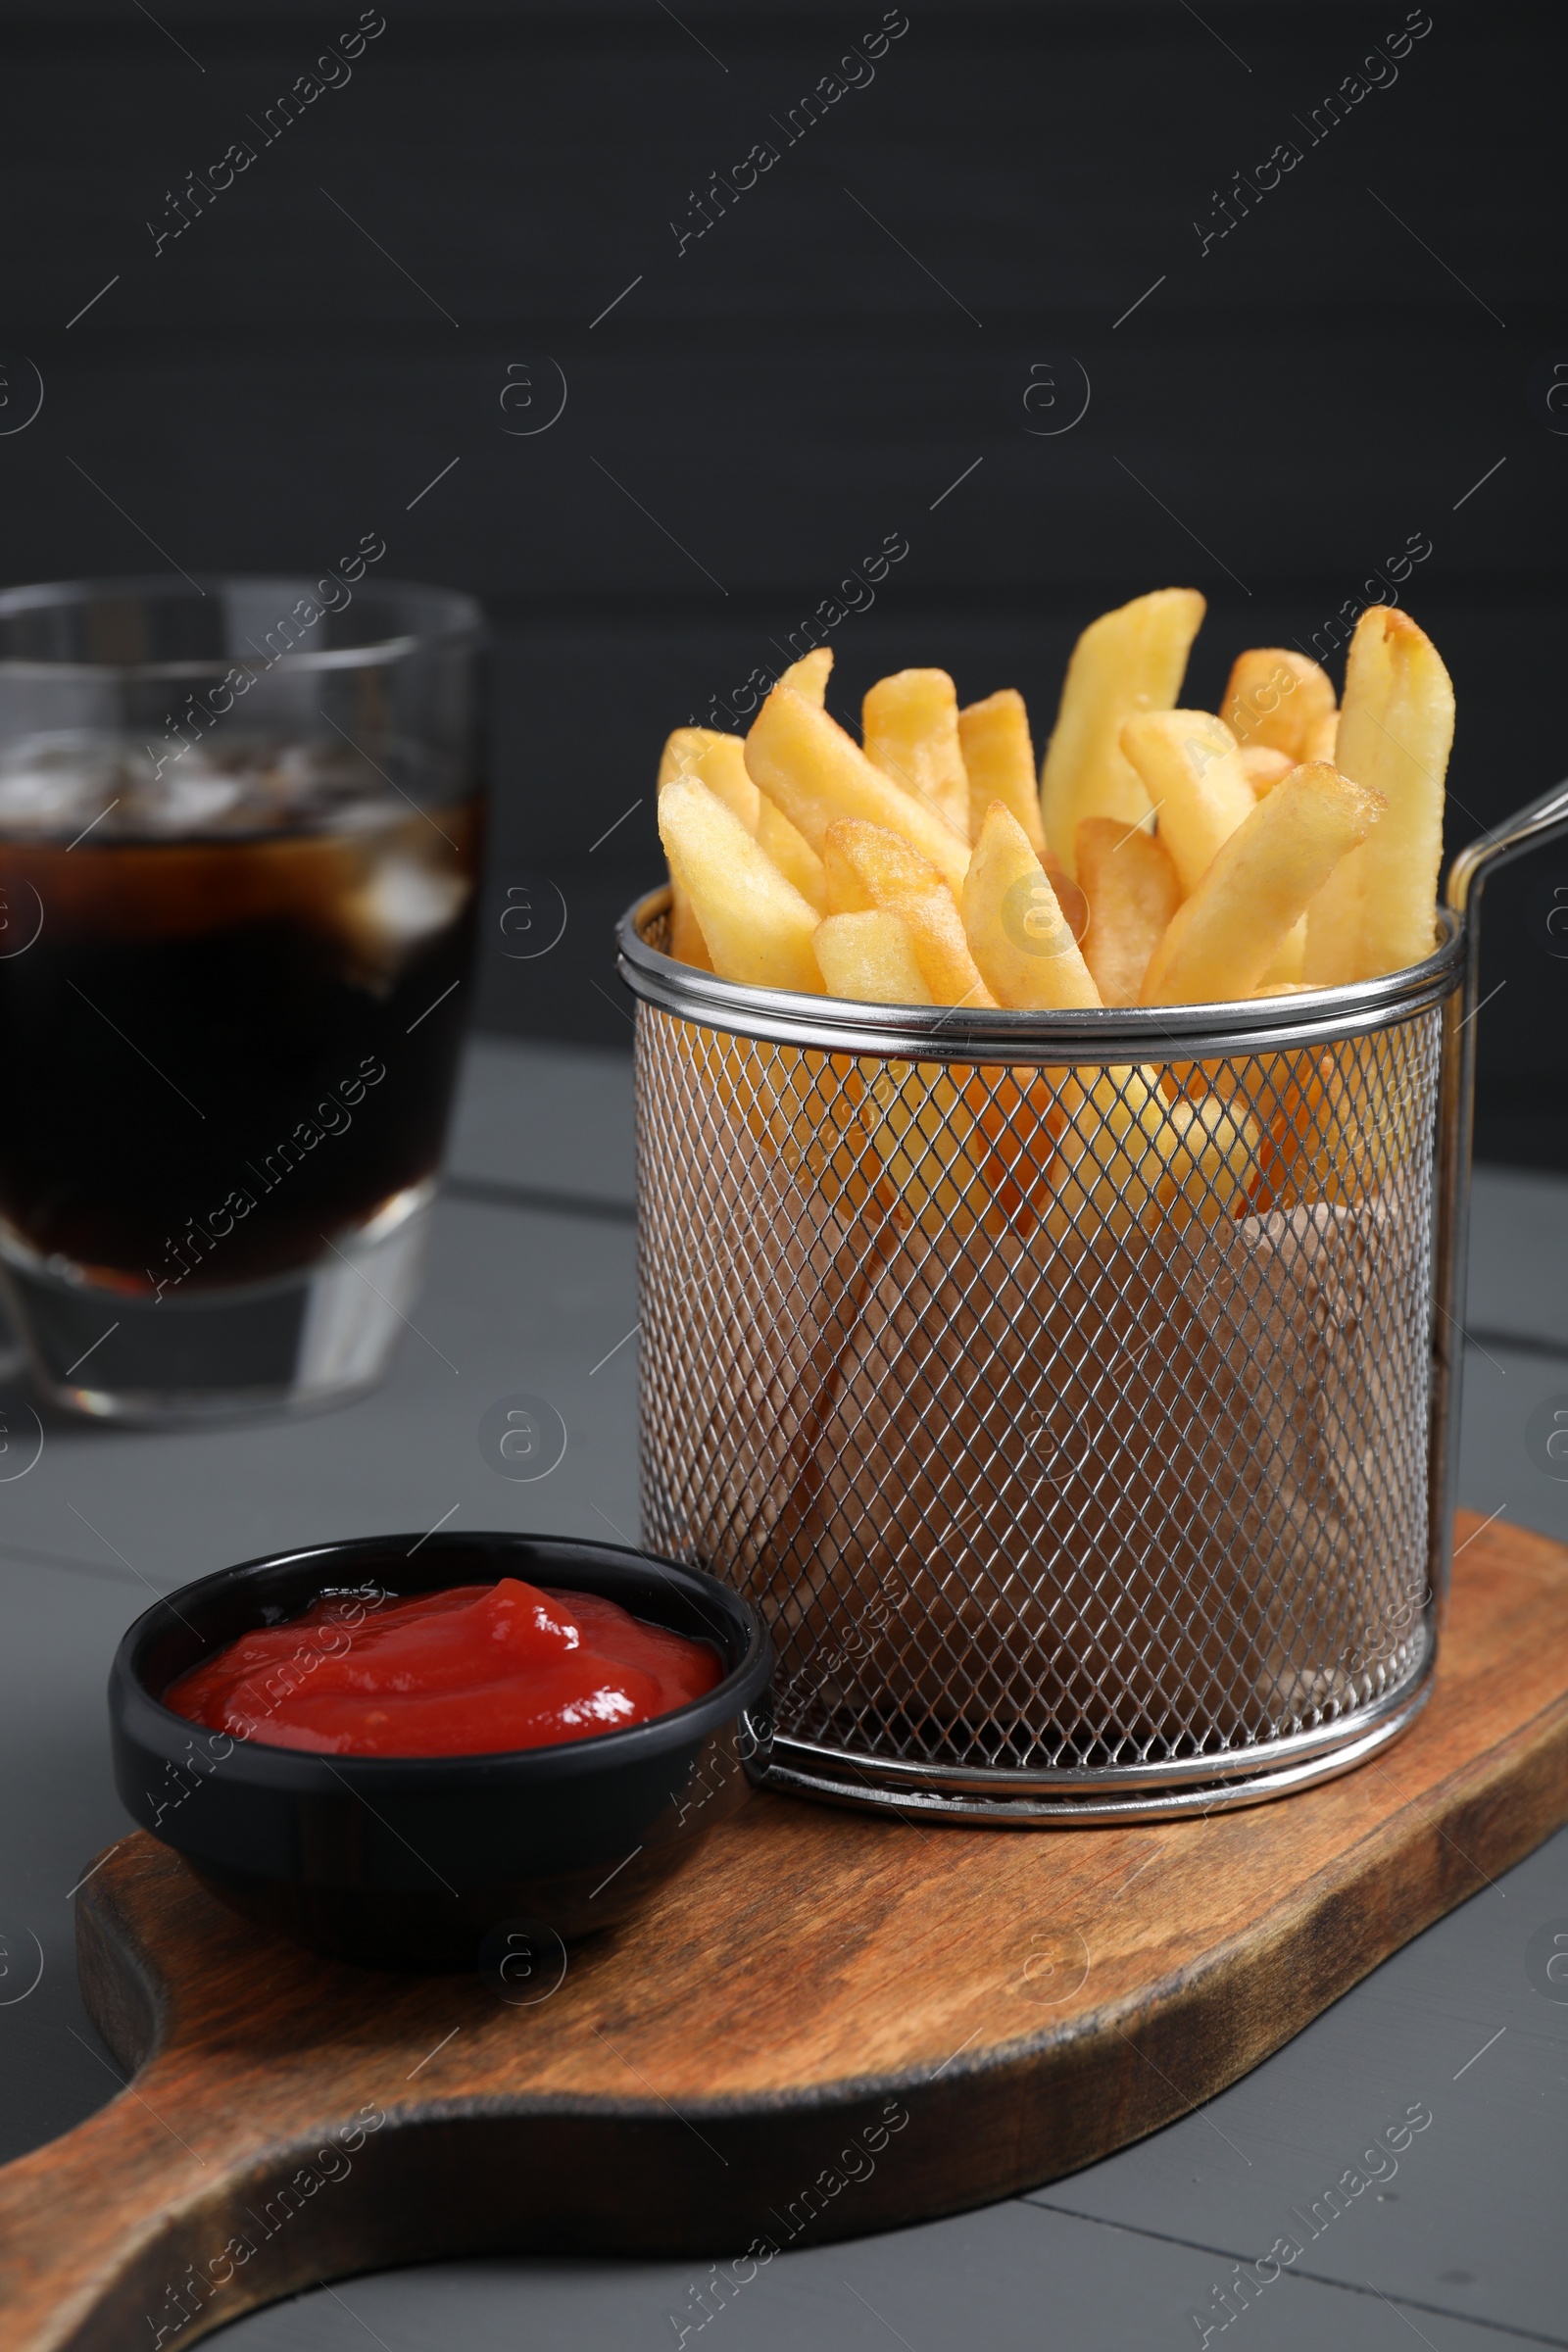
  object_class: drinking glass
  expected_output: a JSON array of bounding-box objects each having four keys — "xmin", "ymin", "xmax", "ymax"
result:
[{"xmin": 0, "ymin": 573, "xmax": 485, "ymax": 1422}]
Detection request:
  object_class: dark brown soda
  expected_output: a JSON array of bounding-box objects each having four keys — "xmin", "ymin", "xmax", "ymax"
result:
[{"xmin": 0, "ymin": 792, "xmax": 482, "ymax": 1292}]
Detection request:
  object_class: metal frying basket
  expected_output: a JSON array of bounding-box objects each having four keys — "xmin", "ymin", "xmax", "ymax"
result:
[{"xmin": 617, "ymin": 781, "xmax": 1568, "ymax": 1823}]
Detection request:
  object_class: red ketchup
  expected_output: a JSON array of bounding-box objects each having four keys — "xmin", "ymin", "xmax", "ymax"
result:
[{"xmin": 165, "ymin": 1578, "xmax": 723, "ymax": 1757}]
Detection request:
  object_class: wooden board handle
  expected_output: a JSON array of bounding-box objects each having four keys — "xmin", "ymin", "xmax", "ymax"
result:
[
  {"xmin": 0, "ymin": 2096, "xmax": 235, "ymax": 2349},
  {"xmin": 0, "ymin": 2035, "xmax": 416, "ymax": 2349},
  {"xmin": 0, "ymin": 1849, "xmax": 407, "ymax": 2348}
]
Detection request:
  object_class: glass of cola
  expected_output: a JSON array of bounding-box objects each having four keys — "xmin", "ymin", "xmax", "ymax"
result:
[{"xmin": 0, "ymin": 572, "xmax": 485, "ymax": 1422}]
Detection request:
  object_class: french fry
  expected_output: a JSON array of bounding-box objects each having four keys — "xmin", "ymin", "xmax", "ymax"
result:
[
  {"xmin": 1239, "ymin": 746, "xmax": 1296, "ymax": 798},
  {"xmin": 963, "ymin": 1062, "xmax": 1068, "ymax": 1230},
  {"xmin": 1304, "ymin": 710, "xmax": 1339, "ymax": 763},
  {"xmin": 815, "ymin": 818, "xmax": 1059, "ymax": 1227},
  {"xmin": 961, "ymin": 802, "xmax": 1101, "ymax": 1009},
  {"xmin": 1155, "ymin": 1092, "xmax": 1259, "ymax": 1222},
  {"xmin": 822, "ymin": 819, "xmax": 995, "ymax": 1007},
  {"xmin": 1301, "ymin": 845, "xmax": 1365, "ymax": 987},
  {"xmin": 812, "ymin": 909, "xmax": 932, "ymax": 1004},
  {"xmin": 758, "ymin": 799, "xmax": 827, "ymax": 910},
  {"xmin": 779, "ymin": 648, "xmax": 832, "ymax": 705},
  {"xmin": 1250, "ymin": 1045, "xmax": 1350, "ymax": 1209},
  {"xmin": 661, "ymin": 714, "xmax": 826, "ymax": 914},
  {"xmin": 1044, "ymin": 1065, "xmax": 1161, "ymax": 1239},
  {"xmin": 1245, "ymin": 1028, "xmax": 1431, "ymax": 1212},
  {"xmin": 957, "ymin": 688, "xmax": 1045, "ymax": 852},
  {"xmin": 658, "ymin": 726, "xmax": 759, "ymax": 830},
  {"xmin": 665, "ymin": 1021, "xmax": 887, "ymax": 1250},
  {"xmin": 1043, "ymin": 1067, "xmax": 1254, "ymax": 1243},
  {"xmin": 657, "ymin": 730, "xmax": 742, "ymax": 969},
  {"xmin": 660, "ymin": 728, "xmax": 760, "ymax": 965},
  {"xmin": 1044, "ymin": 856, "xmax": 1091, "ymax": 936},
  {"xmin": 1140, "ymin": 761, "xmax": 1384, "ymax": 1006},
  {"xmin": 1075, "ymin": 814, "xmax": 1180, "ymax": 1006},
  {"xmin": 745, "ymin": 684, "xmax": 971, "ymax": 895},
  {"xmin": 1039, "ymin": 588, "xmax": 1205, "ymax": 878},
  {"xmin": 1043, "ymin": 853, "xmax": 1090, "ymax": 951},
  {"xmin": 658, "ymin": 775, "xmax": 822, "ymax": 993},
  {"xmin": 860, "ymin": 1054, "xmax": 1070, "ymax": 1243},
  {"xmin": 1119, "ymin": 710, "xmax": 1256, "ymax": 898},
  {"xmin": 1303, "ymin": 606, "xmax": 1454, "ymax": 982},
  {"xmin": 1220, "ymin": 649, "xmax": 1337, "ymax": 762},
  {"xmin": 667, "ymin": 884, "xmax": 714, "ymax": 970},
  {"xmin": 862, "ymin": 668, "xmax": 971, "ymax": 837},
  {"xmin": 1259, "ymin": 914, "xmax": 1307, "ymax": 987},
  {"xmin": 861, "ymin": 1061, "xmax": 972, "ymax": 1237}
]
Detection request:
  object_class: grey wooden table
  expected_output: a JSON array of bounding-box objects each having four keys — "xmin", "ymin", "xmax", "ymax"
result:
[{"xmin": 3, "ymin": 1036, "xmax": 1566, "ymax": 2351}]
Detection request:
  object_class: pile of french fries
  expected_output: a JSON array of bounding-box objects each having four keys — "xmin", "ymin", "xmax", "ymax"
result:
[
  {"xmin": 655, "ymin": 591, "xmax": 1454, "ymax": 1236},
  {"xmin": 657, "ymin": 590, "xmax": 1454, "ymax": 1012}
]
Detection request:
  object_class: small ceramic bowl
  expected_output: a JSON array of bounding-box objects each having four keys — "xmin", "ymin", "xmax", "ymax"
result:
[{"xmin": 109, "ymin": 1531, "xmax": 772, "ymax": 1971}]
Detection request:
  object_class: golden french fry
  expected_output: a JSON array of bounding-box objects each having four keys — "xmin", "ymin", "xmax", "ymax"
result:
[
  {"xmin": 1141, "ymin": 761, "xmax": 1384, "ymax": 1006},
  {"xmin": 659, "ymin": 724, "xmax": 821, "ymax": 951},
  {"xmin": 1303, "ymin": 710, "xmax": 1339, "ymax": 763},
  {"xmin": 1300, "ymin": 845, "xmax": 1364, "ymax": 987},
  {"xmin": 667, "ymin": 883, "xmax": 713, "ymax": 970},
  {"xmin": 862, "ymin": 668, "xmax": 970, "ymax": 837},
  {"xmin": 661, "ymin": 694, "xmax": 826, "ymax": 904},
  {"xmin": 1240, "ymin": 1044, "xmax": 1323, "ymax": 1210},
  {"xmin": 860, "ymin": 1056, "xmax": 1069, "ymax": 1242},
  {"xmin": 658, "ymin": 726, "xmax": 759, "ymax": 831},
  {"xmin": 1039, "ymin": 588, "xmax": 1205, "ymax": 878},
  {"xmin": 1042, "ymin": 853, "xmax": 1090, "ymax": 954},
  {"xmin": 779, "ymin": 648, "xmax": 832, "ymax": 705},
  {"xmin": 667, "ymin": 1020, "xmax": 883, "ymax": 1236},
  {"xmin": 822, "ymin": 819, "xmax": 995, "ymax": 1007},
  {"xmin": 957, "ymin": 688, "xmax": 1044, "ymax": 852},
  {"xmin": 658, "ymin": 731, "xmax": 742, "ymax": 967},
  {"xmin": 1303, "ymin": 606, "xmax": 1454, "ymax": 982},
  {"xmin": 658, "ymin": 775, "xmax": 822, "ymax": 993},
  {"xmin": 1045, "ymin": 1070, "xmax": 1259, "ymax": 1254},
  {"xmin": 1153, "ymin": 1093, "xmax": 1259, "ymax": 1223},
  {"xmin": 758, "ymin": 798, "xmax": 826, "ymax": 910},
  {"xmin": 962, "ymin": 1062, "xmax": 1068, "ymax": 1230},
  {"xmin": 1239, "ymin": 745, "xmax": 1296, "ymax": 798},
  {"xmin": 1075, "ymin": 814, "xmax": 1180, "ymax": 1006},
  {"xmin": 860, "ymin": 1045, "xmax": 1073, "ymax": 1243},
  {"xmin": 1259, "ymin": 913, "xmax": 1307, "ymax": 987},
  {"xmin": 1220, "ymin": 649, "xmax": 1337, "ymax": 761},
  {"xmin": 1245, "ymin": 1029, "xmax": 1429, "ymax": 1212},
  {"xmin": 961, "ymin": 802, "xmax": 1101, "ymax": 1009},
  {"xmin": 745, "ymin": 684, "xmax": 971, "ymax": 895},
  {"xmin": 1042, "ymin": 1065, "xmax": 1252, "ymax": 1242},
  {"xmin": 1119, "ymin": 710, "xmax": 1256, "ymax": 898},
  {"xmin": 812, "ymin": 908, "xmax": 932, "ymax": 1004},
  {"xmin": 862, "ymin": 1060, "xmax": 971, "ymax": 1236}
]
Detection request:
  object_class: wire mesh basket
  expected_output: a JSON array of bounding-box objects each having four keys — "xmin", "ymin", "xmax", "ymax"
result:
[{"xmin": 616, "ymin": 781, "xmax": 1568, "ymax": 1822}]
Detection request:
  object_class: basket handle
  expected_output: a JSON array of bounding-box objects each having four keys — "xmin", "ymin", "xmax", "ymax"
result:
[
  {"xmin": 1429, "ymin": 775, "xmax": 1568, "ymax": 1617},
  {"xmin": 1446, "ymin": 773, "xmax": 1568, "ymax": 913}
]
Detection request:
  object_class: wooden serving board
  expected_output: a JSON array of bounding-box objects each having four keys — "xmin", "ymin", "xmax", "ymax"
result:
[{"xmin": 3, "ymin": 1510, "xmax": 1567, "ymax": 2351}]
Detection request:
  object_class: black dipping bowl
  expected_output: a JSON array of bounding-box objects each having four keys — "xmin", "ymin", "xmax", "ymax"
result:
[{"xmin": 109, "ymin": 1532, "xmax": 772, "ymax": 1971}]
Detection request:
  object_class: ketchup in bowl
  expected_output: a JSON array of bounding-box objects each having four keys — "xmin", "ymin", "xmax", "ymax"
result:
[{"xmin": 165, "ymin": 1576, "xmax": 724, "ymax": 1757}]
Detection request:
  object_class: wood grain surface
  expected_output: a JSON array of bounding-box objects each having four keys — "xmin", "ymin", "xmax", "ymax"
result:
[{"xmin": 2, "ymin": 1508, "xmax": 1566, "ymax": 2352}]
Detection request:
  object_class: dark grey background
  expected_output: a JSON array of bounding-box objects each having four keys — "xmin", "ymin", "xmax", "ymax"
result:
[{"xmin": 3, "ymin": 0, "xmax": 1565, "ymax": 1159}]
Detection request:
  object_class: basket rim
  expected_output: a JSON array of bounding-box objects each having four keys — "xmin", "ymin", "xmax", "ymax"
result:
[{"xmin": 616, "ymin": 888, "xmax": 1464, "ymax": 1061}]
